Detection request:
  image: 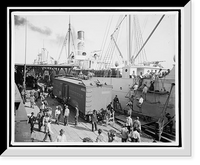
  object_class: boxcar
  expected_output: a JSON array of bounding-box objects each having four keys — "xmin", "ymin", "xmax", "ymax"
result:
[{"xmin": 52, "ymin": 77, "xmax": 113, "ymax": 120}]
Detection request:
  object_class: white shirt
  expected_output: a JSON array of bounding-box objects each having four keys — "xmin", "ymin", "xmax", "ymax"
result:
[
  {"xmin": 121, "ymin": 127, "xmax": 128, "ymax": 139},
  {"xmin": 43, "ymin": 119, "xmax": 53, "ymax": 134},
  {"xmin": 126, "ymin": 116, "xmax": 133, "ymax": 126},
  {"xmin": 56, "ymin": 134, "xmax": 67, "ymax": 142},
  {"xmin": 139, "ymin": 97, "xmax": 144, "ymax": 104},
  {"xmin": 134, "ymin": 84, "xmax": 138, "ymax": 90},
  {"xmin": 40, "ymin": 104, "xmax": 45, "ymax": 110},
  {"xmin": 55, "ymin": 109, "xmax": 61, "ymax": 115},
  {"xmin": 143, "ymin": 86, "xmax": 148, "ymax": 94},
  {"xmin": 130, "ymin": 130, "xmax": 141, "ymax": 142},
  {"xmin": 64, "ymin": 108, "xmax": 70, "ymax": 116}
]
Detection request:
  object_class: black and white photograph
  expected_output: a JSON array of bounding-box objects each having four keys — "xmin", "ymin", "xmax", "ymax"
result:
[{"xmin": 3, "ymin": 3, "xmax": 192, "ymax": 157}]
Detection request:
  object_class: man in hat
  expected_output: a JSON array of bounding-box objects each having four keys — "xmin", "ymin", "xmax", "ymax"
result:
[
  {"xmin": 55, "ymin": 129, "xmax": 67, "ymax": 142},
  {"xmin": 91, "ymin": 110, "xmax": 98, "ymax": 132},
  {"xmin": 137, "ymin": 95, "xmax": 144, "ymax": 112},
  {"xmin": 30, "ymin": 96, "xmax": 35, "ymax": 109},
  {"xmin": 108, "ymin": 129, "xmax": 116, "ymax": 142},
  {"xmin": 133, "ymin": 83, "xmax": 139, "ymax": 95},
  {"xmin": 28, "ymin": 112, "xmax": 36, "ymax": 134},
  {"xmin": 43, "ymin": 113, "xmax": 53, "ymax": 142},
  {"xmin": 113, "ymin": 95, "xmax": 119, "ymax": 111},
  {"xmin": 107, "ymin": 102, "xmax": 114, "ymax": 112},
  {"xmin": 96, "ymin": 129, "xmax": 104, "ymax": 142},
  {"xmin": 37, "ymin": 109, "xmax": 44, "ymax": 131},
  {"xmin": 125, "ymin": 115, "xmax": 133, "ymax": 133},
  {"xmin": 120, "ymin": 123, "xmax": 129, "ymax": 142},
  {"xmin": 55, "ymin": 106, "xmax": 61, "ymax": 125},
  {"xmin": 63, "ymin": 105, "xmax": 70, "ymax": 126},
  {"xmin": 75, "ymin": 106, "xmax": 79, "ymax": 126},
  {"xmin": 142, "ymin": 84, "xmax": 148, "ymax": 101},
  {"xmin": 40, "ymin": 101, "xmax": 46, "ymax": 112},
  {"xmin": 133, "ymin": 116, "xmax": 141, "ymax": 133},
  {"xmin": 129, "ymin": 126, "xmax": 141, "ymax": 142}
]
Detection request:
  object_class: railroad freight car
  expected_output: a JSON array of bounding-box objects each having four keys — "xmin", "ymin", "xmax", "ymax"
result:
[{"xmin": 52, "ymin": 77, "xmax": 113, "ymax": 120}]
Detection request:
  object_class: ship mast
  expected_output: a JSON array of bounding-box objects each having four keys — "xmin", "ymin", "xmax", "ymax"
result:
[
  {"xmin": 128, "ymin": 14, "xmax": 132, "ymax": 65},
  {"xmin": 23, "ymin": 17, "xmax": 27, "ymax": 91},
  {"xmin": 57, "ymin": 16, "xmax": 75, "ymax": 63},
  {"xmin": 68, "ymin": 16, "xmax": 71, "ymax": 59}
]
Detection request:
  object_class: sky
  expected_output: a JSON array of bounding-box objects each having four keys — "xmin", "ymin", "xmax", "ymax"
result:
[{"xmin": 13, "ymin": 11, "xmax": 178, "ymax": 69}]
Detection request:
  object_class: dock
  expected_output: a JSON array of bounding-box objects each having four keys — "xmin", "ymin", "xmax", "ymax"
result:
[{"xmin": 24, "ymin": 90, "xmax": 154, "ymax": 143}]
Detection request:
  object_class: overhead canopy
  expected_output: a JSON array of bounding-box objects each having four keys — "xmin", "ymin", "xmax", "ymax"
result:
[{"xmin": 15, "ymin": 63, "xmax": 78, "ymax": 69}]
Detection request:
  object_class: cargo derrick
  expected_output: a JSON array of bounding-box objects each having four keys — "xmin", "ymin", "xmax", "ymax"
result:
[{"xmin": 52, "ymin": 77, "xmax": 113, "ymax": 122}]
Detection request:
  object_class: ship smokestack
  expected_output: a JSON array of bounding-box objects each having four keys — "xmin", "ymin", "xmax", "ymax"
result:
[{"xmin": 77, "ymin": 31, "xmax": 85, "ymax": 55}]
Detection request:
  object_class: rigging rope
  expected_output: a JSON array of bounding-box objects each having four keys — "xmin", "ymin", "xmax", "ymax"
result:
[
  {"xmin": 137, "ymin": 17, "xmax": 148, "ymax": 63},
  {"xmin": 58, "ymin": 32, "xmax": 69, "ymax": 62},
  {"xmin": 132, "ymin": 16, "xmax": 148, "ymax": 65},
  {"xmin": 132, "ymin": 14, "xmax": 165, "ymax": 62},
  {"xmin": 101, "ymin": 15, "xmax": 126, "ymax": 69},
  {"xmin": 99, "ymin": 16, "xmax": 113, "ymax": 61},
  {"xmin": 112, "ymin": 16, "xmax": 126, "ymax": 65}
]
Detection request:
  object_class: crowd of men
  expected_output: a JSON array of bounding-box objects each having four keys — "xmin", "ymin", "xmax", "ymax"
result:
[
  {"xmin": 26, "ymin": 88, "xmax": 143, "ymax": 143},
  {"xmin": 27, "ymin": 99, "xmax": 81, "ymax": 142},
  {"xmin": 120, "ymin": 116, "xmax": 141, "ymax": 142},
  {"xmin": 24, "ymin": 84, "xmax": 118, "ymax": 142},
  {"xmin": 24, "ymin": 84, "xmax": 173, "ymax": 143}
]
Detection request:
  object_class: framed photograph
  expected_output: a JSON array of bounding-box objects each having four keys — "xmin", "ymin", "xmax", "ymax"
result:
[{"xmin": 3, "ymin": 1, "xmax": 191, "ymax": 157}]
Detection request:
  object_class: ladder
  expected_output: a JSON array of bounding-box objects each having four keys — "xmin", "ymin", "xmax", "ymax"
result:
[{"xmin": 113, "ymin": 102, "xmax": 123, "ymax": 112}]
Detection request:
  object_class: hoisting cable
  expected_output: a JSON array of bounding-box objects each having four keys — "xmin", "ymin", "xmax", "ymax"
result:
[
  {"xmin": 103, "ymin": 15, "xmax": 125, "ymax": 69},
  {"xmin": 100, "ymin": 15, "xmax": 113, "ymax": 61},
  {"xmin": 132, "ymin": 14, "xmax": 165, "ymax": 62},
  {"xmin": 58, "ymin": 32, "xmax": 69, "ymax": 62}
]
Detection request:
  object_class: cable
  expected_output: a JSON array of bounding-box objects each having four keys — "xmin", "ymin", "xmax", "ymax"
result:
[
  {"xmin": 133, "ymin": 15, "xmax": 165, "ymax": 62},
  {"xmin": 100, "ymin": 15, "xmax": 113, "ymax": 60}
]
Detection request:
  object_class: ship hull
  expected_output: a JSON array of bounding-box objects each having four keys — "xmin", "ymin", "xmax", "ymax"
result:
[{"xmin": 90, "ymin": 77, "xmax": 175, "ymax": 120}]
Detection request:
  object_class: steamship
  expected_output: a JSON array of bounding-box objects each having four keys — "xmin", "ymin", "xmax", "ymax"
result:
[{"xmin": 33, "ymin": 14, "xmax": 176, "ymax": 142}]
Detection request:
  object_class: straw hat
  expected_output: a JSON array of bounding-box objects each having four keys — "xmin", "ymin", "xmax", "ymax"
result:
[{"xmin": 60, "ymin": 129, "xmax": 64, "ymax": 133}]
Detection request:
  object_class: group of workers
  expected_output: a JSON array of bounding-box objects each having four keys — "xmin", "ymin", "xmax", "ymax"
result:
[
  {"xmin": 27, "ymin": 87, "xmax": 81, "ymax": 142},
  {"xmin": 120, "ymin": 116, "xmax": 141, "ymax": 142},
  {"xmin": 26, "ymin": 80, "xmax": 173, "ymax": 143},
  {"xmin": 132, "ymin": 69, "xmax": 170, "ymax": 82}
]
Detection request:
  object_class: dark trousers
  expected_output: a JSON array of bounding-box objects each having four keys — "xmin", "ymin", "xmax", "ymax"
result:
[
  {"xmin": 155, "ymin": 131, "xmax": 162, "ymax": 141},
  {"xmin": 143, "ymin": 93, "xmax": 147, "ymax": 100},
  {"xmin": 75, "ymin": 116, "xmax": 78, "ymax": 126},
  {"xmin": 92, "ymin": 122, "xmax": 97, "ymax": 132},
  {"xmin": 38, "ymin": 120, "xmax": 43, "ymax": 131},
  {"xmin": 131, "ymin": 138, "xmax": 139, "ymax": 142},
  {"xmin": 43, "ymin": 132, "xmax": 52, "ymax": 142},
  {"xmin": 126, "ymin": 126, "xmax": 131, "ymax": 133},
  {"xmin": 30, "ymin": 124, "xmax": 34, "ymax": 133},
  {"xmin": 55, "ymin": 114, "xmax": 61, "ymax": 124},
  {"xmin": 121, "ymin": 138, "xmax": 127, "ymax": 142},
  {"xmin": 64, "ymin": 116, "xmax": 69, "ymax": 126},
  {"xmin": 114, "ymin": 102, "xmax": 117, "ymax": 111}
]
